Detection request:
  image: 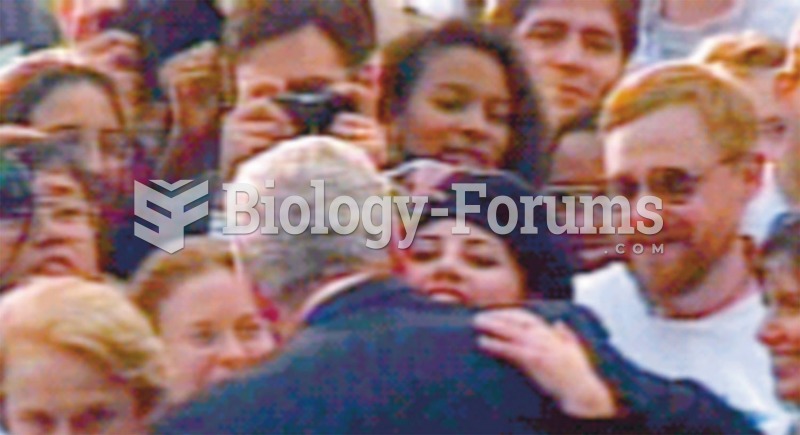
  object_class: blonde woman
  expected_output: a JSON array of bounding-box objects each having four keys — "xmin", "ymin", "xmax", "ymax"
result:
[
  {"xmin": 128, "ymin": 236, "xmax": 278, "ymax": 404},
  {"xmin": 0, "ymin": 277, "xmax": 166, "ymax": 435}
]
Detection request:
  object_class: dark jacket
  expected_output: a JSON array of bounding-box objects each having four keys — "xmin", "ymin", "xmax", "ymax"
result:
[{"xmin": 154, "ymin": 278, "xmax": 758, "ymax": 434}]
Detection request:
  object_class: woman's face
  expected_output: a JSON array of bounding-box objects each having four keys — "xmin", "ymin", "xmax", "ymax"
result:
[
  {"xmin": 514, "ymin": 0, "xmax": 624, "ymax": 128},
  {"xmin": 4, "ymin": 340, "xmax": 144, "ymax": 435},
  {"xmin": 758, "ymin": 252, "xmax": 800, "ymax": 402},
  {"xmin": 402, "ymin": 218, "xmax": 525, "ymax": 306},
  {"xmin": 9, "ymin": 170, "xmax": 99, "ymax": 283},
  {"xmin": 158, "ymin": 268, "xmax": 277, "ymax": 403},
  {"xmin": 29, "ymin": 81, "xmax": 130, "ymax": 182},
  {"xmin": 394, "ymin": 46, "xmax": 513, "ymax": 170}
]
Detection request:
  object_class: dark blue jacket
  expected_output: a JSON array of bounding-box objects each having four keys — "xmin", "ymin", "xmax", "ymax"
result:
[{"xmin": 155, "ymin": 278, "xmax": 758, "ymax": 434}]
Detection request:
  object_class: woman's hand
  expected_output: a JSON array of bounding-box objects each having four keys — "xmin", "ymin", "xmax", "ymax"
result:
[
  {"xmin": 473, "ymin": 308, "xmax": 617, "ymax": 418},
  {"xmin": 159, "ymin": 41, "xmax": 222, "ymax": 133}
]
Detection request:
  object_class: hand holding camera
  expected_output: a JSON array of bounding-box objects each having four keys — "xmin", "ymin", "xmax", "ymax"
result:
[
  {"xmin": 220, "ymin": 75, "xmax": 297, "ymax": 180},
  {"xmin": 221, "ymin": 73, "xmax": 387, "ymax": 179}
]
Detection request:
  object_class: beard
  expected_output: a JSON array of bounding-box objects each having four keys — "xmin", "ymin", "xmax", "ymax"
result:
[{"xmin": 628, "ymin": 222, "xmax": 738, "ymax": 307}]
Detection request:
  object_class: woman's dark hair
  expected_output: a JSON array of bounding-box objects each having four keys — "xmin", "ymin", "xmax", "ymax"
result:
[
  {"xmin": 485, "ymin": 0, "xmax": 641, "ymax": 60},
  {"xmin": 379, "ymin": 20, "xmax": 548, "ymax": 187},
  {"xmin": 763, "ymin": 213, "xmax": 800, "ymax": 261},
  {"xmin": 0, "ymin": 54, "xmax": 124, "ymax": 126},
  {"xmin": 414, "ymin": 170, "xmax": 574, "ymax": 300},
  {"xmin": 223, "ymin": 0, "xmax": 375, "ymax": 67}
]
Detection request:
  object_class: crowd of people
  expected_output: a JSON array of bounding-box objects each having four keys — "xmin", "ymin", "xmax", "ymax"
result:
[{"xmin": 0, "ymin": 0, "xmax": 799, "ymax": 433}]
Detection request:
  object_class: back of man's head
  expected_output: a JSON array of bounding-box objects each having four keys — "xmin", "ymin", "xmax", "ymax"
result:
[{"xmin": 232, "ymin": 136, "xmax": 389, "ymax": 311}]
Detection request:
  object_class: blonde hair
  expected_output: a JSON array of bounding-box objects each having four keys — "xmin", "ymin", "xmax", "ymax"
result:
[
  {"xmin": 693, "ymin": 31, "xmax": 786, "ymax": 81},
  {"xmin": 0, "ymin": 277, "xmax": 166, "ymax": 414},
  {"xmin": 601, "ymin": 62, "xmax": 758, "ymax": 158},
  {"xmin": 128, "ymin": 236, "xmax": 239, "ymax": 332}
]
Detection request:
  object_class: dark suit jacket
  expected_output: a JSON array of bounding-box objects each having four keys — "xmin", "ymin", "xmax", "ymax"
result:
[{"xmin": 155, "ymin": 278, "xmax": 758, "ymax": 434}]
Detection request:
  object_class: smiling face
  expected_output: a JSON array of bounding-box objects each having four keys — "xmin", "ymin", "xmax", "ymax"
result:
[
  {"xmin": 605, "ymin": 104, "xmax": 757, "ymax": 305},
  {"xmin": 393, "ymin": 46, "xmax": 513, "ymax": 170},
  {"xmin": 402, "ymin": 218, "xmax": 525, "ymax": 306},
  {"xmin": 548, "ymin": 129, "xmax": 620, "ymax": 271},
  {"xmin": 4, "ymin": 340, "xmax": 144, "ymax": 435},
  {"xmin": 758, "ymin": 252, "xmax": 800, "ymax": 403},
  {"xmin": 514, "ymin": 0, "xmax": 624, "ymax": 129},
  {"xmin": 157, "ymin": 268, "xmax": 277, "ymax": 402}
]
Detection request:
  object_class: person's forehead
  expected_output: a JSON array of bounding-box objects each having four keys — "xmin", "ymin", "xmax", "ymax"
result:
[
  {"xmin": 518, "ymin": 0, "xmax": 619, "ymax": 34},
  {"xmin": 236, "ymin": 24, "xmax": 348, "ymax": 85},
  {"xmin": 419, "ymin": 219, "xmax": 505, "ymax": 245},
  {"xmin": 419, "ymin": 47, "xmax": 510, "ymax": 99},
  {"xmin": 604, "ymin": 104, "xmax": 721, "ymax": 171}
]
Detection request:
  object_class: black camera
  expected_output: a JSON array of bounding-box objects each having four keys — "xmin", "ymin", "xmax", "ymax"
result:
[{"xmin": 273, "ymin": 90, "xmax": 357, "ymax": 136}]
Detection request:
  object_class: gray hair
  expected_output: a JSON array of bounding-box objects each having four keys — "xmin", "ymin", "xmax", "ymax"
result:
[{"xmin": 232, "ymin": 136, "xmax": 390, "ymax": 308}]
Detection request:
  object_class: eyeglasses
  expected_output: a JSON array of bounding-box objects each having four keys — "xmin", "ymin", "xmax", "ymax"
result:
[{"xmin": 606, "ymin": 155, "xmax": 745, "ymax": 205}]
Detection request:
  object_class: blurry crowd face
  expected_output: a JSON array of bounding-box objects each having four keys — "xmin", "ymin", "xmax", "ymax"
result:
[
  {"xmin": 157, "ymin": 267, "xmax": 277, "ymax": 402},
  {"xmin": 4, "ymin": 340, "xmax": 143, "ymax": 435},
  {"xmin": 734, "ymin": 71, "xmax": 793, "ymax": 162},
  {"xmin": 546, "ymin": 129, "xmax": 620, "ymax": 271},
  {"xmin": 778, "ymin": 25, "xmax": 800, "ymax": 205},
  {"xmin": 514, "ymin": 0, "xmax": 624, "ymax": 129},
  {"xmin": 7, "ymin": 170, "xmax": 99, "ymax": 284},
  {"xmin": 403, "ymin": 219, "xmax": 525, "ymax": 306},
  {"xmin": 393, "ymin": 46, "xmax": 512, "ymax": 169},
  {"xmin": 28, "ymin": 81, "xmax": 129, "ymax": 179},
  {"xmin": 782, "ymin": 22, "xmax": 800, "ymax": 114},
  {"xmin": 759, "ymin": 252, "xmax": 800, "ymax": 403},
  {"xmin": 56, "ymin": 0, "xmax": 127, "ymax": 42},
  {"xmin": 605, "ymin": 104, "xmax": 757, "ymax": 305},
  {"xmin": 235, "ymin": 24, "xmax": 350, "ymax": 94}
]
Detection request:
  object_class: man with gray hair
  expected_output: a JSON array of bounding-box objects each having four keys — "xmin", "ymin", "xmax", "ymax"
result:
[
  {"xmin": 231, "ymin": 135, "xmax": 392, "ymax": 328},
  {"xmin": 156, "ymin": 136, "xmax": 757, "ymax": 434}
]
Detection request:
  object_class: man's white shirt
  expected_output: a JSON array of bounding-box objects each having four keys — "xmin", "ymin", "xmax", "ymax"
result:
[{"xmin": 574, "ymin": 262, "xmax": 792, "ymax": 435}]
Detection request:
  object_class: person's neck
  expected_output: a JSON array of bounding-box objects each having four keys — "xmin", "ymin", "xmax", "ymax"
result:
[
  {"xmin": 661, "ymin": 0, "xmax": 738, "ymax": 26},
  {"xmin": 654, "ymin": 238, "xmax": 757, "ymax": 319},
  {"xmin": 297, "ymin": 271, "xmax": 379, "ymax": 322}
]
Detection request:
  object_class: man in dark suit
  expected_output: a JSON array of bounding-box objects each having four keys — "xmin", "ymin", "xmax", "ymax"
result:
[{"xmin": 155, "ymin": 137, "xmax": 756, "ymax": 434}]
